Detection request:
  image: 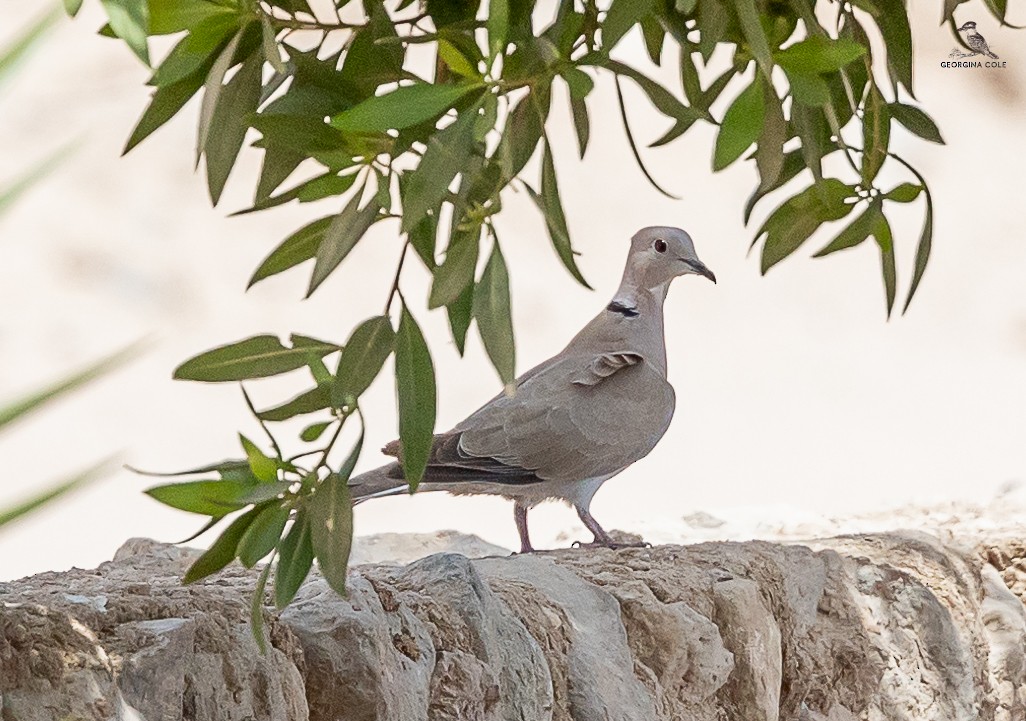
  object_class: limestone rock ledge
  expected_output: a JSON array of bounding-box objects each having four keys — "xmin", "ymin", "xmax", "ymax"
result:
[{"xmin": 2, "ymin": 532, "xmax": 1026, "ymax": 721}]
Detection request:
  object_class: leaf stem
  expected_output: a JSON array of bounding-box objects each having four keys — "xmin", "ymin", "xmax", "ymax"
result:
[{"xmin": 384, "ymin": 240, "xmax": 410, "ymax": 315}]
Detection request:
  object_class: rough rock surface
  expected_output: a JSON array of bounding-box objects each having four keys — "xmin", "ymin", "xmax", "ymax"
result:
[{"xmin": 2, "ymin": 532, "xmax": 1026, "ymax": 720}]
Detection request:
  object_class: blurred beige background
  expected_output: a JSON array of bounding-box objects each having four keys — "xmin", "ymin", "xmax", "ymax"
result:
[{"xmin": 1, "ymin": 1, "xmax": 1024, "ymax": 581}]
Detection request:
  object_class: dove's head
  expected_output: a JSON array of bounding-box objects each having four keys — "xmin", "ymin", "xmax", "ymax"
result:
[
  {"xmin": 958, "ymin": 21, "xmax": 977, "ymax": 31},
  {"xmin": 627, "ymin": 226, "xmax": 716, "ymax": 289}
]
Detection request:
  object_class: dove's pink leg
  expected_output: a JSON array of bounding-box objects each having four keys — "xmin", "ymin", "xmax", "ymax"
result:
[{"xmin": 514, "ymin": 501, "xmax": 535, "ymax": 553}]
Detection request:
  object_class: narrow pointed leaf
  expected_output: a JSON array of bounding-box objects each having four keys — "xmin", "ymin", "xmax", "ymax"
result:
[
  {"xmin": 903, "ymin": 187, "xmax": 933, "ymax": 313},
  {"xmin": 145, "ymin": 478, "xmax": 255, "ymax": 516},
  {"xmin": 174, "ymin": 335, "xmax": 336, "ymax": 382},
  {"xmin": 0, "ymin": 458, "xmax": 114, "ymax": 529},
  {"xmin": 429, "ymin": 229, "xmax": 480, "ymax": 309},
  {"xmin": 758, "ymin": 178, "xmax": 855, "ymax": 273},
  {"xmin": 401, "ymin": 105, "xmax": 480, "ymax": 232},
  {"xmin": 183, "ymin": 507, "xmax": 262, "ymax": 584},
  {"xmin": 240, "ymin": 434, "xmax": 278, "ymax": 483},
  {"xmin": 473, "ymin": 243, "xmax": 515, "ymax": 384},
  {"xmin": 248, "ymin": 217, "xmax": 333, "ymax": 287},
  {"xmin": 196, "ymin": 30, "xmax": 242, "ymax": 163},
  {"xmin": 395, "ymin": 307, "xmax": 436, "ymax": 488},
  {"xmin": 446, "ymin": 278, "xmax": 474, "ymax": 355},
  {"xmin": 259, "ymin": 385, "xmax": 331, "ymax": 422},
  {"xmin": 250, "ymin": 554, "xmax": 273, "ymax": 652},
  {"xmin": 275, "ymin": 510, "xmax": 314, "ymax": 608},
  {"xmin": 205, "ymin": 50, "xmax": 262, "ymax": 205},
  {"xmin": 100, "ymin": 0, "xmax": 150, "ymax": 65},
  {"xmin": 237, "ymin": 503, "xmax": 290, "ymax": 567},
  {"xmin": 814, "ymin": 200, "xmax": 881, "ymax": 257},
  {"xmin": 861, "ymin": 85, "xmax": 889, "ymax": 184},
  {"xmin": 332, "ymin": 316, "xmax": 395, "ymax": 406},
  {"xmin": 309, "ymin": 467, "xmax": 356, "ymax": 595},
  {"xmin": 602, "ymin": 0, "xmax": 656, "ymax": 52},
  {"xmin": 714, "ymin": 79, "xmax": 764, "ymax": 171},
  {"xmin": 331, "ymin": 83, "xmax": 481, "ymax": 133},
  {"xmin": 529, "ymin": 142, "xmax": 591, "ymax": 288},
  {"xmin": 734, "ymin": 0, "xmax": 773, "ymax": 76},
  {"xmin": 889, "ymin": 103, "xmax": 944, "ymax": 144},
  {"xmin": 308, "ymin": 193, "xmax": 380, "ymax": 296}
]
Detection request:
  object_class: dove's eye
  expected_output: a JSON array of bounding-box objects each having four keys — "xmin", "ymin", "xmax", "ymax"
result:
[{"xmin": 653, "ymin": 239, "xmax": 667, "ymax": 253}]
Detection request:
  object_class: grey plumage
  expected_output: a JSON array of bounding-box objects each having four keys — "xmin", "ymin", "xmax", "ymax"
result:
[{"xmin": 349, "ymin": 226, "xmax": 715, "ymax": 552}]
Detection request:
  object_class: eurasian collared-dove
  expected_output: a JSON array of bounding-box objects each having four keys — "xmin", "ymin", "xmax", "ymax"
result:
[{"xmin": 350, "ymin": 226, "xmax": 715, "ymax": 552}]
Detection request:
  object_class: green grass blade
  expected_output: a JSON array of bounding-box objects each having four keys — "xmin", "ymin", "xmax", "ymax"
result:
[
  {"xmin": 0, "ymin": 8, "xmax": 60, "ymax": 90},
  {"xmin": 0, "ymin": 456, "xmax": 118, "ymax": 528},
  {"xmin": 0, "ymin": 341, "xmax": 145, "ymax": 431}
]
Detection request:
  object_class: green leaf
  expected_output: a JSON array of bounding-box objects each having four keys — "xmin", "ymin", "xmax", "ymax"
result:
[
  {"xmin": 196, "ymin": 29, "xmax": 243, "ymax": 163},
  {"xmin": 861, "ymin": 85, "xmax": 889, "ymax": 185},
  {"xmin": 600, "ymin": 59, "xmax": 700, "ymax": 125},
  {"xmin": 129, "ymin": 459, "xmax": 252, "ymax": 479},
  {"xmin": 785, "ymin": 69, "xmax": 831, "ymax": 106},
  {"xmin": 445, "ymin": 281, "xmax": 474, "ymax": 355},
  {"xmin": 145, "ymin": 478, "xmax": 255, "ymax": 516},
  {"xmin": 250, "ymin": 553, "xmax": 273, "ymax": 653},
  {"xmin": 337, "ymin": 4, "xmax": 404, "ymax": 97},
  {"xmin": 429, "ymin": 228, "xmax": 481, "ymax": 309},
  {"xmin": 309, "ymin": 467, "xmax": 356, "ymax": 595},
  {"xmin": 774, "ymin": 36, "xmax": 866, "ymax": 73},
  {"xmin": 237, "ymin": 481, "xmax": 293, "ymax": 505},
  {"xmin": 205, "ymin": 50, "xmax": 262, "ymax": 205},
  {"xmin": 473, "ymin": 242, "xmax": 515, "ymax": 385},
  {"xmin": 602, "ymin": 0, "xmax": 657, "ymax": 52},
  {"xmin": 240, "ymin": 434, "xmax": 278, "ymax": 483},
  {"xmin": 528, "ymin": 142, "xmax": 591, "ymax": 288},
  {"xmin": 401, "ymin": 104, "xmax": 481, "ymax": 232},
  {"xmin": 639, "ymin": 14, "xmax": 665, "ymax": 64},
  {"xmin": 562, "ymin": 68, "xmax": 592, "ymax": 158},
  {"xmin": 332, "ymin": 316, "xmax": 396, "ymax": 406},
  {"xmin": 755, "ymin": 79, "xmax": 787, "ymax": 190},
  {"xmin": 888, "ymin": 103, "xmax": 944, "ymax": 144},
  {"xmin": 148, "ymin": 16, "xmax": 237, "ymax": 88},
  {"xmin": 331, "ymin": 83, "xmax": 482, "ymax": 133},
  {"xmin": 275, "ymin": 510, "xmax": 314, "ymax": 608},
  {"xmin": 487, "ymin": 0, "xmax": 508, "ymax": 57},
  {"xmin": 734, "ymin": 0, "xmax": 773, "ymax": 76},
  {"xmin": 496, "ymin": 87, "xmax": 549, "ymax": 183},
  {"xmin": 237, "ymin": 503, "xmax": 290, "ymax": 568},
  {"xmin": 261, "ymin": 14, "xmax": 285, "ymax": 74},
  {"xmin": 63, "ymin": 0, "xmax": 84, "ymax": 17},
  {"xmin": 870, "ymin": 0, "xmax": 913, "ymax": 94},
  {"xmin": 183, "ymin": 507, "xmax": 262, "ymax": 584},
  {"xmin": 395, "ymin": 306, "xmax": 436, "ymax": 489},
  {"xmin": 174, "ymin": 335, "xmax": 336, "ymax": 382},
  {"xmin": 125, "ymin": 62, "xmax": 210, "ymax": 153},
  {"xmin": 0, "ymin": 343, "xmax": 140, "ymax": 431},
  {"xmin": 148, "ymin": 0, "xmax": 237, "ymax": 34},
  {"xmin": 248, "ymin": 217, "xmax": 332, "ymax": 287},
  {"xmin": 300, "ymin": 421, "xmax": 332, "ymax": 443},
  {"xmin": 903, "ymin": 176, "xmax": 934, "ymax": 313},
  {"xmin": 308, "ymin": 192, "xmax": 381, "ymax": 296},
  {"xmin": 100, "ymin": 0, "xmax": 150, "ymax": 65},
  {"xmin": 874, "ymin": 213, "xmax": 897, "ymax": 317},
  {"xmin": 259, "ymin": 384, "xmax": 331, "ymax": 422},
  {"xmin": 884, "ymin": 182, "xmax": 922, "ymax": 203},
  {"xmin": 0, "ymin": 458, "xmax": 115, "ymax": 529},
  {"xmin": 713, "ymin": 78, "xmax": 764, "ymax": 171},
  {"xmin": 814, "ymin": 200, "xmax": 881, "ymax": 257},
  {"xmin": 438, "ymin": 39, "xmax": 479, "ymax": 78},
  {"xmin": 758, "ymin": 178, "xmax": 856, "ymax": 273}
]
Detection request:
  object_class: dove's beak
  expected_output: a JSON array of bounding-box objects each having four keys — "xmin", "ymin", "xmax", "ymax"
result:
[{"xmin": 684, "ymin": 259, "xmax": 717, "ymax": 284}]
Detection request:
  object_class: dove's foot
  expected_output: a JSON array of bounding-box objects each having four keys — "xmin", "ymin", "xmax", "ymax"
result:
[
  {"xmin": 571, "ymin": 539, "xmax": 652, "ymax": 551},
  {"xmin": 572, "ymin": 504, "xmax": 648, "ymax": 550}
]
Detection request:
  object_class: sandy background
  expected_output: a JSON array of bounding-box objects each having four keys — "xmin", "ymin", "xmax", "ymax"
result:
[{"xmin": 1, "ymin": 1, "xmax": 1024, "ymax": 580}]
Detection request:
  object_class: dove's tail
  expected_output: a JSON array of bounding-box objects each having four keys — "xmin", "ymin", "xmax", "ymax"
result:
[{"xmin": 348, "ymin": 462, "xmax": 416, "ymax": 504}]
